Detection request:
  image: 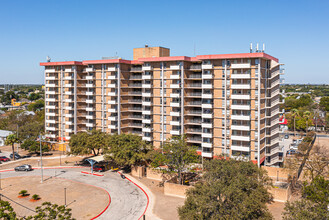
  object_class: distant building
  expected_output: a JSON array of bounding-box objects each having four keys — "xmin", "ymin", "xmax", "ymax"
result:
[{"xmin": 0, "ymin": 130, "xmax": 14, "ymax": 146}]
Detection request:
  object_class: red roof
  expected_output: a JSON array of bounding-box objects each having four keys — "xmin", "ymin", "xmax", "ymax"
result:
[{"xmin": 40, "ymin": 52, "xmax": 278, "ymax": 66}]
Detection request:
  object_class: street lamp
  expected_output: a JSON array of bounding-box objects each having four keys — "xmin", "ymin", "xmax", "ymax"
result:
[{"xmin": 64, "ymin": 188, "xmax": 67, "ymax": 207}]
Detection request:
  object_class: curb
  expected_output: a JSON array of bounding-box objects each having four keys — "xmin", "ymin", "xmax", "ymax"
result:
[
  {"xmin": 81, "ymin": 171, "xmax": 104, "ymax": 177},
  {"xmin": 118, "ymin": 171, "xmax": 149, "ymax": 220}
]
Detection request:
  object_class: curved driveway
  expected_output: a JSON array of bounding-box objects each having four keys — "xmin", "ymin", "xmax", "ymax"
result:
[{"xmin": 0, "ymin": 168, "xmax": 148, "ymax": 220}]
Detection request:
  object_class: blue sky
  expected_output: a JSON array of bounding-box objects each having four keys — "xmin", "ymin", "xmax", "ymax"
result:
[{"xmin": 0, "ymin": 0, "xmax": 328, "ymax": 84}]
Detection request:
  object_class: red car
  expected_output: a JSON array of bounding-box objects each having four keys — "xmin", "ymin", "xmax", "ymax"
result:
[
  {"xmin": 92, "ymin": 165, "xmax": 105, "ymax": 172},
  {"xmin": 0, "ymin": 156, "xmax": 10, "ymax": 162}
]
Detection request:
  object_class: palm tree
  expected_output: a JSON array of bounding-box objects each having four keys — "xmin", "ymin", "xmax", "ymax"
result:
[
  {"xmin": 5, "ymin": 134, "xmax": 19, "ymax": 161},
  {"xmin": 291, "ymin": 109, "xmax": 299, "ymax": 136},
  {"xmin": 303, "ymin": 111, "xmax": 312, "ymax": 133}
]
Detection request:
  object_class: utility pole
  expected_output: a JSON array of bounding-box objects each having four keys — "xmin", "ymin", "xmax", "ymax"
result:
[{"xmin": 64, "ymin": 188, "xmax": 67, "ymax": 207}]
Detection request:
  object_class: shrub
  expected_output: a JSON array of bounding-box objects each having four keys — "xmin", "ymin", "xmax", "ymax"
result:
[
  {"xmin": 32, "ymin": 194, "xmax": 40, "ymax": 200},
  {"xmin": 19, "ymin": 190, "xmax": 28, "ymax": 197}
]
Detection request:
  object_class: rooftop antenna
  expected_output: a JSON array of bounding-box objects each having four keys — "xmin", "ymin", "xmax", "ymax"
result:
[
  {"xmin": 250, "ymin": 43, "xmax": 253, "ymax": 53},
  {"xmin": 256, "ymin": 43, "xmax": 259, "ymax": 52},
  {"xmin": 263, "ymin": 43, "xmax": 265, "ymax": 52},
  {"xmin": 46, "ymin": 56, "xmax": 51, "ymax": 62}
]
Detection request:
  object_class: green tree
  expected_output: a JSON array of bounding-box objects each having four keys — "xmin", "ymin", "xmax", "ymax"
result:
[
  {"xmin": 27, "ymin": 99, "xmax": 44, "ymax": 112},
  {"xmin": 69, "ymin": 130, "xmax": 108, "ymax": 156},
  {"xmin": 283, "ymin": 176, "xmax": 329, "ymax": 220},
  {"xmin": 319, "ymin": 96, "xmax": 329, "ymax": 112},
  {"xmin": 28, "ymin": 93, "xmax": 40, "ymax": 101},
  {"xmin": 104, "ymin": 133, "xmax": 151, "ymax": 168},
  {"xmin": 0, "ymin": 91, "xmax": 18, "ymax": 105},
  {"xmin": 178, "ymin": 159, "xmax": 273, "ymax": 220},
  {"xmin": 26, "ymin": 202, "xmax": 75, "ymax": 220},
  {"xmin": 21, "ymin": 138, "xmax": 49, "ymax": 154},
  {"xmin": 0, "ymin": 200, "xmax": 18, "ymax": 220},
  {"xmin": 5, "ymin": 134, "xmax": 18, "ymax": 161},
  {"xmin": 150, "ymin": 135, "xmax": 199, "ymax": 185}
]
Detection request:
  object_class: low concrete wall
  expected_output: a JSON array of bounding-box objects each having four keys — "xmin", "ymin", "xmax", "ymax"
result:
[
  {"xmin": 131, "ymin": 166, "xmax": 145, "ymax": 178},
  {"xmin": 269, "ymin": 185, "xmax": 291, "ymax": 202},
  {"xmin": 164, "ymin": 182, "xmax": 192, "ymax": 198},
  {"xmin": 262, "ymin": 166, "xmax": 289, "ymax": 182},
  {"xmin": 146, "ymin": 167, "xmax": 163, "ymax": 181}
]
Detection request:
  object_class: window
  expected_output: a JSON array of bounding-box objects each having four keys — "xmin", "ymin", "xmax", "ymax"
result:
[{"xmin": 255, "ymin": 59, "xmax": 259, "ymax": 65}]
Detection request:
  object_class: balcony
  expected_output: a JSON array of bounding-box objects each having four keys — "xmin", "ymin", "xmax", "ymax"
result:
[
  {"xmin": 108, "ymin": 67, "xmax": 117, "ymax": 71},
  {"xmin": 231, "ymin": 145, "xmax": 250, "ymax": 152},
  {"xmin": 108, "ymin": 75, "xmax": 116, "ymax": 80},
  {"xmin": 202, "ymin": 113, "xmax": 213, "ymax": 118},
  {"xmin": 46, "ymin": 119, "xmax": 56, "ymax": 124},
  {"xmin": 65, "ymin": 129, "xmax": 73, "ymax": 133},
  {"xmin": 108, "ymin": 92, "xmax": 117, "ymax": 96},
  {"xmin": 231, "ymin": 125, "xmax": 250, "ymax": 131},
  {"xmin": 231, "ymin": 84, "xmax": 251, "ymax": 89},
  {"xmin": 86, "ymin": 99, "xmax": 94, "ymax": 104},
  {"xmin": 202, "ymin": 84, "xmax": 213, "ymax": 89},
  {"xmin": 142, "ymin": 101, "xmax": 151, "ymax": 106},
  {"xmin": 86, "ymin": 67, "xmax": 94, "ymax": 72},
  {"xmin": 108, "ymin": 83, "xmax": 116, "ymax": 88},
  {"xmin": 46, "ymin": 98, "xmax": 56, "ymax": 102},
  {"xmin": 142, "ymin": 74, "xmax": 152, "ymax": 80},
  {"xmin": 129, "ymin": 83, "xmax": 142, "ymax": 88},
  {"xmin": 86, "ymin": 115, "xmax": 93, "ymax": 119},
  {"xmin": 231, "ymin": 115, "xmax": 251, "ymax": 120},
  {"xmin": 46, "ymin": 134, "xmax": 56, "ymax": 138},
  {"xmin": 202, "ymin": 103, "xmax": 212, "ymax": 109},
  {"xmin": 170, "ymin": 121, "xmax": 180, "ymax": 126},
  {"xmin": 46, "ymin": 127, "xmax": 56, "ymax": 131},
  {"xmin": 186, "ymin": 110, "xmax": 202, "ymax": 115},
  {"xmin": 202, "ymin": 142, "xmax": 212, "ymax": 148},
  {"xmin": 202, "ymin": 123, "xmax": 212, "ymax": 128},
  {"xmin": 65, "ymin": 91, "xmax": 72, "ymax": 95},
  {"xmin": 142, "ymin": 66, "xmax": 152, "ymax": 71},
  {"xmin": 65, "ymin": 106, "xmax": 73, "ymax": 110},
  {"xmin": 45, "ymin": 76, "xmax": 56, "ymax": 80},
  {"xmin": 202, "ymin": 73, "xmax": 213, "ymax": 79},
  {"xmin": 46, "ymin": 91, "xmax": 56, "ymax": 95},
  {"xmin": 86, "ymin": 84, "xmax": 94, "ymax": 88},
  {"xmin": 170, "ymin": 102, "xmax": 180, "ymax": 107},
  {"xmin": 170, "ymin": 74, "xmax": 180, "ymax": 79},
  {"xmin": 187, "ymin": 92, "xmax": 201, "ymax": 97},
  {"xmin": 65, "ymin": 84, "xmax": 72, "ymax": 87},
  {"xmin": 186, "ymin": 128, "xmax": 202, "ymax": 134},
  {"xmin": 86, "ymin": 123, "xmax": 94, "ymax": 127},
  {"xmin": 202, "ymin": 152, "xmax": 213, "ymax": 158},
  {"xmin": 187, "ymin": 83, "xmax": 202, "ymax": 88},
  {"xmin": 108, "ymin": 124, "xmax": 117, "ymax": 129},
  {"xmin": 231, "ymin": 135, "xmax": 250, "ymax": 141},
  {"xmin": 108, "ymin": 100, "xmax": 116, "ymax": 104},
  {"xmin": 202, "ymin": 132, "xmax": 213, "ymax": 138},
  {"xmin": 230, "ymin": 63, "xmax": 251, "ymax": 69},
  {"xmin": 170, "ymin": 83, "xmax": 180, "ymax": 89},
  {"xmin": 108, "ymin": 116, "xmax": 117, "ymax": 121},
  {"xmin": 231, "ymin": 105, "xmax": 250, "ymax": 110},
  {"xmin": 131, "ymin": 67, "xmax": 143, "ymax": 72},
  {"xmin": 189, "ymin": 64, "xmax": 202, "ymax": 70},
  {"xmin": 170, "ymin": 130, "xmax": 180, "ymax": 135},
  {"xmin": 231, "ymin": 94, "xmax": 251, "ymax": 100},
  {"xmin": 187, "ymin": 137, "xmax": 202, "ymax": 143},
  {"xmin": 45, "ymin": 69, "xmax": 56, "ymax": 73},
  {"xmin": 142, "ymin": 119, "xmax": 152, "ymax": 124},
  {"xmin": 65, "ymin": 68, "xmax": 73, "ymax": 72},
  {"xmin": 142, "ymin": 92, "xmax": 151, "ymax": 97},
  {"xmin": 189, "ymin": 74, "xmax": 202, "ymax": 79},
  {"xmin": 231, "ymin": 74, "xmax": 251, "ymax": 79},
  {"xmin": 143, "ymin": 136, "xmax": 152, "ymax": 142},
  {"xmin": 64, "ymin": 76, "xmax": 73, "ymax": 80},
  {"xmin": 142, "ymin": 84, "xmax": 152, "ymax": 88},
  {"xmin": 46, "ymin": 84, "xmax": 56, "ymax": 87},
  {"xmin": 185, "ymin": 119, "xmax": 201, "ymax": 125},
  {"xmin": 202, "ymin": 93, "xmax": 213, "ymax": 99},
  {"xmin": 86, "ymin": 91, "xmax": 93, "ymax": 96},
  {"xmin": 142, "ymin": 110, "xmax": 152, "ymax": 115},
  {"xmin": 142, "ymin": 127, "xmax": 152, "ymax": 132},
  {"xmin": 170, "ymin": 111, "xmax": 180, "ymax": 117},
  {"xmin": 46, "ymin": 112, "xmax": 56, "ymax": 116},
  {"xmin": 86, "ymin": 107, "xmax": 93, "ymax": 111},
  {"xmin": 65, "ymin": 114, "xmax": 73, "ymax": 118},
  {"xmin": 46, "ymin": 105, "xmax": 56, "ymax": 109},
  {"xmin": 170, "ymin": 65, "xmax": 181, "ymax": 70},
  {"xmin": 65, "ymin": 121, "xmax": 73, "ymax": 125},
  {"xmin": 202, "ymin": 64, "xmax": 213, "ymax": 69},
  {"xmin": 170, "ymin": 93, "xmax": 180, "ymax": 98}
]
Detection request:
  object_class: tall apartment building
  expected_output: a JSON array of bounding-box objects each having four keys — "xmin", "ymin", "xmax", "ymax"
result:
[{"xmin": 41, "ymin": 46, "xmax": 284, "ymax": 166}]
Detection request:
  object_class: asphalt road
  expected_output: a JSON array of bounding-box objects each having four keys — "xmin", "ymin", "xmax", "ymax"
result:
[{"xmin": 0, "ymin": 168, "xmax": 148, "ymax": 220}]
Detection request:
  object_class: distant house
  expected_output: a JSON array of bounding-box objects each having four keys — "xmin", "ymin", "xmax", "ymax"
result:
[{"xmin": 0, "ymin": 130, "xmax": 14, "ymax": 146}]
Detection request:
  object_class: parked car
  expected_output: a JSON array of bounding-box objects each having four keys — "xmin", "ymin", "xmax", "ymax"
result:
[
  {"xmin": 0, "ymin": 156, "xmax": 10, "ymax": 162},
  {"xmin": 93, "ymin": 165, "xmax": 105, "ymax": 172},
  {"xmin": 14, "ymin": 164, "xmax": 32, "ymax": 172},
  {"xmin": 286, "ymin": 149, "xmax": 297, "ymax": 156},
  {"xmin": 10, "ymin": 153, "xmax": 21, "ymax": 160}
]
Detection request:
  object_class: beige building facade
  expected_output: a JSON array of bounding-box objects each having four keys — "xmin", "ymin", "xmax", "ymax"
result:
[{"xmin": 41, "ymin": 46, "xmax": 284, "ymax": 166}]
